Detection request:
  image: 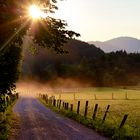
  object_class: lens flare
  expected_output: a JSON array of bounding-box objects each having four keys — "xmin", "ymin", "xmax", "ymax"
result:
[{"xmin": 29, "ymin": 4, "xmax": 46, "ymax": 19}]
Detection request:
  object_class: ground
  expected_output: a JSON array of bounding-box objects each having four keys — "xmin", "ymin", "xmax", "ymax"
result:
[{"xmin": 9, "ymin": 96, "xmax": 108, "ymax": 140}]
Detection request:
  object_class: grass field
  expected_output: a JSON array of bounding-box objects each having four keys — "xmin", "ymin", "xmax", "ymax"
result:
[{"xmin": 43, "ymin": 87, "xmax": 140, "ymax": 139}]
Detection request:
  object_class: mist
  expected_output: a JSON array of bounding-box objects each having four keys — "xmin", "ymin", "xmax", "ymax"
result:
[{"xmin": 21, "ymin": 38, "xmax": 140, "ymax": 90}]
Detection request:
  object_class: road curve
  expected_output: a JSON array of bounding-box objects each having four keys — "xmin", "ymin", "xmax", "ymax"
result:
[{"xmin": 12, "ymin": 97, "xmax": 108, "ymax": 140}]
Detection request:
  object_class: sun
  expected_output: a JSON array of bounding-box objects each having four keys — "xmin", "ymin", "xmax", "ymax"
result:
[{"xmin": 29, "ymin": 4, "xmax": 46, "ymax": 19}]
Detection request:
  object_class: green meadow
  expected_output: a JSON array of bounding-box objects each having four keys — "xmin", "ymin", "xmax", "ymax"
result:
[{"xmin": 45, "ymin": 87, "xmax": 140, "ymax": 139}]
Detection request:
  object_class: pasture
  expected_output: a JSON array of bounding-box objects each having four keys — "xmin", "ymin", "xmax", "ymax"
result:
[{"xmin": 42, "ymin": 87, "xmax": 140, "ymax": 139}]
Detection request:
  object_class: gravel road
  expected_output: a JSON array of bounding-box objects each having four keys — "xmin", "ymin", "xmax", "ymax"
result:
[{"xmin": 12, "ymin": 97, "xmax": 108, "ymax": 140}]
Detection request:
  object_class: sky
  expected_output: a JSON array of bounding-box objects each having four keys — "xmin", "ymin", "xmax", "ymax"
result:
[{"xmin": 53, "ymin": 0, "xmax": 140, "ymax": 42}]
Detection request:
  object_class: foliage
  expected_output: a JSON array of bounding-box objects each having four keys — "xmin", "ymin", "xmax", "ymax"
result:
[
  {"xmin": 0, "ymin": 0, "xmax": 80, "ymax": 50},
  {"xmin": 0, "ymin": 46, "xmax": 22, "ymax": 95},
  {"xmin": 0, "ymin": 95, "xmax": 18, "ymax": 140},
  {"xmin": 33, "ymin": 18, "xmax": 80, "ymax": 54},
  {"xmin": 0, "ymin": 0, "xmax": 79, "ymax": 111},
  {"xmin": 23, "ymin": 47, "xmax": 140, "ymax": 86},
  {"xmin": 22, "ymin": 39, "xmax": 104, "ymax": 80}
]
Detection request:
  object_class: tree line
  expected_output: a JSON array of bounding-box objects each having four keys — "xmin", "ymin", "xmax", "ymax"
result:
[{"xmin": 25, "ymin": 49, "xmax": 140, "ymax": 87}]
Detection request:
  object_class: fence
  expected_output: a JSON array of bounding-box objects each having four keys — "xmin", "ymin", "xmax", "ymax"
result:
[
  {"xmin": 0, "ymin": 93, "xmax": 18, "ymax": 113},
  {"xmin": 44, "ymin": 88, "xmax": 140, "ymax": 100},
  {"xmin": 39, "ymin": 93, "xmax": 140, "ymax": 139}
]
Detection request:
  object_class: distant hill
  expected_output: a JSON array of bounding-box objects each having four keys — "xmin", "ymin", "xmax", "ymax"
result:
[
  {"xmin": 88, "ymin": 37, "xmax": 140, "ymax": 53},
  {"xmin": 22, "ymin": 39, "xmax": 140, "ymax": 86},
  {"xmin": 22, "ymin": 39, "xmax": 104, "ymax": 76}
]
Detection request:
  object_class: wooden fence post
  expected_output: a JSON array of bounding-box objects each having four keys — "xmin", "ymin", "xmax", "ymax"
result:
[
  {"xmin": 65, "ymin": 103, "xmax": 68, "ymax": 110},
  {"xmin": 112, "ymin": 93, "xmax": 114, "ymax": 100},
  {"xmin": 59, "ymin": 100, "xmax": 61, "ymax": 109},
  {"xmin": 65, "ymin": 103, "xmax": 67, "ymax": 110},
  {"xmin": 53, "ymin": 99, "xmax": 56, "ymax": 106},
  {"xmin": 77, "ymin": 101, "xmax": 80, "ymax": 114},
  {"xmin": 119, "ymin": 114, "xmax": 128, "ymax": 128},
  {"xmin": 43, "ymin": 95, "xmax": 45, "ymax": 100},
  {"xmin": 102, "ymin": 105, "xmax": 110, "ymax": 123},
  {"xmin": 67, "ymin": 103, "xmax": 69, "ymax": 110},
  {"xmin": 56, "ymin": 99, "xmax": 59, "ymax": 107},
  {"xmin": 64, "ymin": 103, "xmax": 66, "ymax": 109},
  {"xmin": 16, "ymin": 93, "xmax": 19, "ymax": 99},
  {"xmin": 70, "ymin": 104, "xmax": 73, "ymax": 111},
  {"xmin": 84, "ymin": 101, "xmax": 88, "ymax": 118},
  {"xmin": 92, "ymin": 104, "xmax": 98, "ymax": 120},
  {"xmin": 45, "ymin": 94, "xmax": 48, "ymax": 104},
  {"xmin": 62, "ymin": 102, "xmax": 64, "ymax": 108}
]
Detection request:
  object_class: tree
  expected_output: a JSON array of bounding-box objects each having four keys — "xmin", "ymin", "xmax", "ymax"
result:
[
  {"xmin": 0, "ymin": 0, "xmax": 80, "ymax": 111},
  {"xmin": 0, "ymin": 45, "xmax": 22, "ymax": 112},
  {"xmin": 0, "ymin": 0, "xmax": 80, "ymax": 53}
]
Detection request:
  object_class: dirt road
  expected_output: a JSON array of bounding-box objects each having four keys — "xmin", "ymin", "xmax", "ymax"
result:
[{"xmin": 11, "ymin": 97, "xmax": 108, "ymax": 140}]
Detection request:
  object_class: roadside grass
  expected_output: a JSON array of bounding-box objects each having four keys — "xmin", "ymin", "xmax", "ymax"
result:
[
  {"xmin": 39, "ymin": 87, "xmax": 140, "ymax": 140},
  {"xmin": 39, "ymin": 97, "xmax": 139, "ymax": 140},
  {"xmin": 63, "ymin": 100, "xmax": 140, "ymax": 140},
  {"xmin": 0, "ymin": 100, "xmax": 17, "ymax": 140}
]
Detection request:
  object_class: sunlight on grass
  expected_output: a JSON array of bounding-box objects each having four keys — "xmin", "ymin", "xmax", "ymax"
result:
[{"xmin": 42, "ymin": 87, "xmax": 140, "ymax": 139}]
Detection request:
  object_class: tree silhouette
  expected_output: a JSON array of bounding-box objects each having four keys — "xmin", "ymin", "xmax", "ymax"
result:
[
  {"xmin": 0, "ymin": 0, "xmax": 80, "ymax": 111},
  {"xmin": 0, "ymin": 0, "xmax": 80, "ymax": 52}
]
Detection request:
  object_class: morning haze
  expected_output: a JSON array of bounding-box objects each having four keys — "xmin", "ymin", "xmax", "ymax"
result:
[{"xmin": 0, "ymin": 0, "xmax": 140, "ymax": 140}]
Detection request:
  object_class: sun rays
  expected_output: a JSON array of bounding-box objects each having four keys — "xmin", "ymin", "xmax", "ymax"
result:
[
  {"xmin": 0, "ymin": 3, "xmax": 48, "ymax": 52},
  {"xmin": 29, "ymin": 4, "xmax": 47, "ymax": 20}
]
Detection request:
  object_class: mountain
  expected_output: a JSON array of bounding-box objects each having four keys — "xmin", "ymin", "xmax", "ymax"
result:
[{"xmin": 88, "ymin": 37, "xmax": 140, "ymax": 53}]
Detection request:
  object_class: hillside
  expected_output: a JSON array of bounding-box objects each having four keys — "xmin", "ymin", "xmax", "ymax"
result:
[
  {"xmin": 22, "ymin": 39, "xmax": 140, "ymax": 86},
  {"xmin": 89, "ymin": 37, "xmax": 140, "ymax": 53},
  {"xmin": 22, "ymin": 39, "xmax": 104, "ymax": 79}
]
